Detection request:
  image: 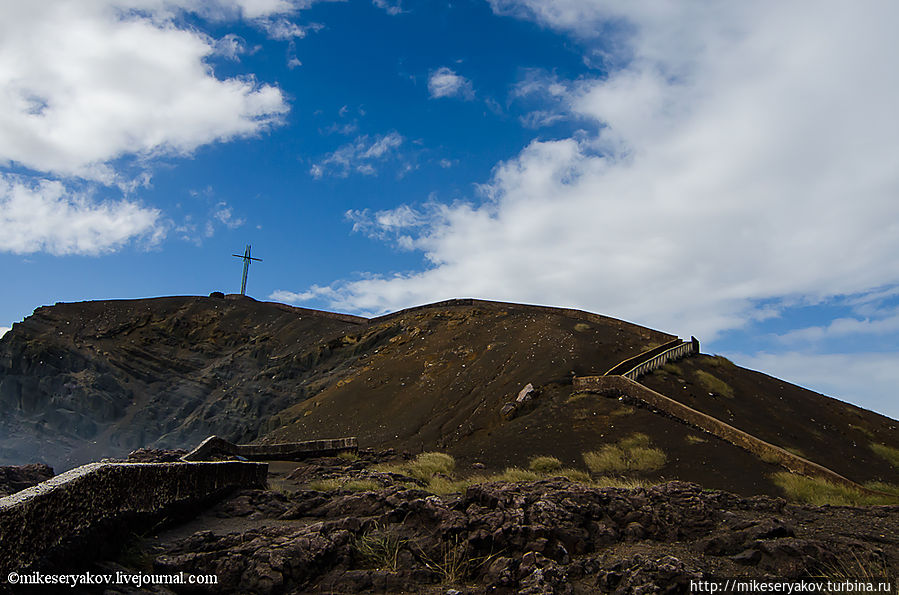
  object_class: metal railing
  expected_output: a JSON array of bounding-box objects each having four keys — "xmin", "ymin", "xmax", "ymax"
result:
[{"xmin": 619, "ymin": 338, "xmax": 698, "ymax": 380}]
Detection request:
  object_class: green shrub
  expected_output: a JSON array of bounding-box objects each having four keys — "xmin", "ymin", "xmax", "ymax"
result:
[
  {"xmin": 869, "ymin": 443, "xmax": 899, "ymax": 467},
  {"xmin": 694, "ymin": 370, "xmax": 735, "ymax": 398},
  {"xmin": 583, "ymin": 433, "xmax": 666, "ymax": 474},
  {"xmin": 529, "ymin": 456, "xmax": 563, "ymax": 473}
]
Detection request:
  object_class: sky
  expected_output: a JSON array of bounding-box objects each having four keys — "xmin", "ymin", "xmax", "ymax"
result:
[{"xmin": 1, "ymin": 1, "xmax": 898, "ymax": 420}]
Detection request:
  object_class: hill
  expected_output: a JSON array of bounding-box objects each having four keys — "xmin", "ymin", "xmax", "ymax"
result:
[{"xmin": 0, "ymin": 295, "xmax": 896, "ymax": 498}]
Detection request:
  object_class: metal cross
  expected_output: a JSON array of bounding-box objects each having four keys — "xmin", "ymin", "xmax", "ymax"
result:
[{"xmin": 232, "ymin": 244, "xmax": 262, "ymax": 295}]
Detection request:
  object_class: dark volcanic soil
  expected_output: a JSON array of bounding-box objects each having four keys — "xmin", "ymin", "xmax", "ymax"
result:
[
  {"xmin": 1, "ymin": 296, "xmax": 896, "ymax": 498},
  {"xmin": 96, "ymin": 454, "xmax": 899, "ymax": 595}
]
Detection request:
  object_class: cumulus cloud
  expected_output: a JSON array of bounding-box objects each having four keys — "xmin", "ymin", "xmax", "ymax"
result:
[
  {"xmin": 0, "ymin": 0, "xmax": 305, "ymax": 255},
  {"xmin": 428, "ymin": 67, "xmax": 475, "ymax": 100},
  {"xmin": 279, "ymin": 2, "xmax": 899, "ymax": 348},
  {"xmin": 310, "ymin": 132, "xmax": 407, "ymax": 178},
  {"xmin": 0, "ymin": 174, "xmax": 162, "ymax": 255},
  {"xmin": 0, "ymin": 1, "xmax": 290, "ymax": 183},
  {"xmin": 0, "ymin": 327, "xmax": 10, "ymax": 338}
]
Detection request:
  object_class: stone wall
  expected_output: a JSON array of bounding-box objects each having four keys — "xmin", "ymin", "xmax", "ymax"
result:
[
  {"xmin": 181, "ymin": 435, "xmax": 358, "ymax": 462},
  {"xmin": 572, "ymin": 375, "xmax": 865, "ymax": 490},
  {"xmin": 0, "ymin": 461, "xmax": 267, "ymax": 574}
]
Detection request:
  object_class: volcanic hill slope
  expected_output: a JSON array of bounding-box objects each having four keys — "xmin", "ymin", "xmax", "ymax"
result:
[{"xmin": 0, "ymin": 295, "xmax": 896, "ymax": 499}]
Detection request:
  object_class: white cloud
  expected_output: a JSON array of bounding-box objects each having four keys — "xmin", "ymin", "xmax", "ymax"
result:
[
  {"xmin": 0, "ymin": 174, "xmax": 163, "ymax": 255},
  {"xmin": 212, "ymin": 33, "xmax": 248, "ymax": 60},
  {"xmin": 732, "ymin": 351, "xmax": 899, "ymax": 421},
  {"xmin": 0, "ymin": 1, "xmax": 290, "ymax": 184},
  {"xmin": 373, "ymin": 0, "xmax": 403, "ymax": 16},
  {"xmin": 310, "ymin": 132, "xmax": 406, "ymax": 178},
  {"xmin": 428, "ymin": 67, "xmax": 475, "ymax": 100},
  {"xmin": 291, "ymin": 3, "xmax": 899, "ymax": 349},
  {"xmin": 213, "ymin": 202, "xmax": 245, "ymax": 229},
  {"xmin": 0, "ymin": 327, "xmax": 9, "ymax": 338}
]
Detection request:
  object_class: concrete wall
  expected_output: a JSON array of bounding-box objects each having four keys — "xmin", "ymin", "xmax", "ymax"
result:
[
  {"xmin": 0, "ymin": 461, "xmax": 267, "ymax": 574},
  {"xmin": 572, "ymin": 375, "xmax": 864, "ymax": 490}
]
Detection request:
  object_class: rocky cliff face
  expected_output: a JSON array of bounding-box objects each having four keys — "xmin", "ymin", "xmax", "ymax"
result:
[{"xmin": 0, "ymin": 295, "xmax": 366, "ymax": 469}]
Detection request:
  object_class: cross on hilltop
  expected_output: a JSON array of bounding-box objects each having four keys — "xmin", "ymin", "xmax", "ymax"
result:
[{"xmin": 232, "ymin": 244, "xmax": 262, "ymax": 295}]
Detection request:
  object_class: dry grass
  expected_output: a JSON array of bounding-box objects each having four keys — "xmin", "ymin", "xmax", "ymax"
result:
[
  {"xmin": 337, "ymin": 451, "xmax": 359, "ymax": 461},
  {"xmin": 376, "ymin": 452, "xmax": 456, "ymax": 482},
  {"xmin": 529, "ymin": 456, "xmax": 563, "ymax": 473},
  {"xmin": 415, "ymin": 535, "xmax": 500, "ymax": 585},
  {"xmin": 591, "ymin": 476, "xmax": 655, "ymax": 489},
  {"xmin": 552, "ymin": 468, "xmax": 592, "ymax": 483},
  {"xmin": 610, "ymin": 405, "xmax": 635, "ymax": 416},
  {"xmin": 694, "ymin": 370, "xmax": 735, "ymax": 398},
  {"xmin": 565, "ymin": 391, "xmax": 595, "ymax": 404},
  {"xmin": 353, "ymin": 526, "xmax": 407, "ymax": 571},
  {"xmin": 869, "ymin": 443, "xmax": 899, "ymax": 467},
  {"xmin": 772, "ymin": 472, "xmax": 899, "ymax": 506},
  {"xmin": 659, "ymin": 362, "xmax": 683, "ymax": 375},
  {"xmin": 685, "ymin": 434, "xmax": 707, "ymax": 444},
  {"xmin": 583, "ymin": 433, "xmax": 667, "ymax": 474},
  {"xmin": 848, "ymin": 424, "xmax": 875, "ymax": 439}
]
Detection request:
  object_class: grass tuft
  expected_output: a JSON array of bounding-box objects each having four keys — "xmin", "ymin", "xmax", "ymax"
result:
[
  {"xmin": 772, "ymin": 472, "xmax": 899, "ymax": 506},
  {"xmin": 337, "ymin": 451, "xmax": 359, "ymax": 461},
  {"xmin": 848, "ymin": 424, "xmax": 875, "ymax": 439},
  {"xmin": 353, "ymin": 526, "xmax": 407, "ymax": 571},
  {"xmin": 553, "ymin": 468, "xmax": 592, "ymax": 483},
  {"xmin": 685, "ymin": 434, "xmax": 707, "ymax": 444},
  {"xmin": 610, "ymin": 405, "xmax": 635, "ymax": 416},
  {"xmin": 529, "ymin": 456, "xmax": 563, "ymax": 473},
  {"xmin": 583, "ymin": 433, "xmax": 666, "ymax": 474},
  {"xmin": 376, "ymin": 452, "xmax": 456, "ymax": 482},
  {"xmin": 591, "ymin": 476, "xmax": 655, "ymax": 489},
  {"xmin": 659, "ymin": 362, "xmax": 683, "ymax": 375},
  {"xmin": 694, "ymin": 370, "xmax": 735, "ymax": 398}
]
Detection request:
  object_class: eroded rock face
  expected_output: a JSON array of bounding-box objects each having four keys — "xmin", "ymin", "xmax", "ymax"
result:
[
  {"xmin": 0, "ymin": 463, "xmax": 53, "ymax": 497},
  {"xmin": 134, "ymin": 476, "xmax": 896, "ymax": 594}
]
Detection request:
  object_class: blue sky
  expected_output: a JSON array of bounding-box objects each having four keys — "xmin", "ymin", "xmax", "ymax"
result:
[{"xmin": 2, "ymin": 1, "xmax": 898, "ymax": 420}]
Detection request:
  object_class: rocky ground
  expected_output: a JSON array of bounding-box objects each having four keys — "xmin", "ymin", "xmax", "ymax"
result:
[{"xmin": 91, "ymin": 452, "xmax": 898, "ymax": 594}]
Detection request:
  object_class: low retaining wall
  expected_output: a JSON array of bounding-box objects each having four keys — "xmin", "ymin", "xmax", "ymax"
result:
[
  {"xmin": 573, "ymin": 375, "xmax": 863, "ymax": 490},
  {"xmin": 182, "ymin": 435, "xmax": 358, "ymax": 462},
  {"xmin": 0, "ymin": 461, "xmax": 267, "ymax": 574}
]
